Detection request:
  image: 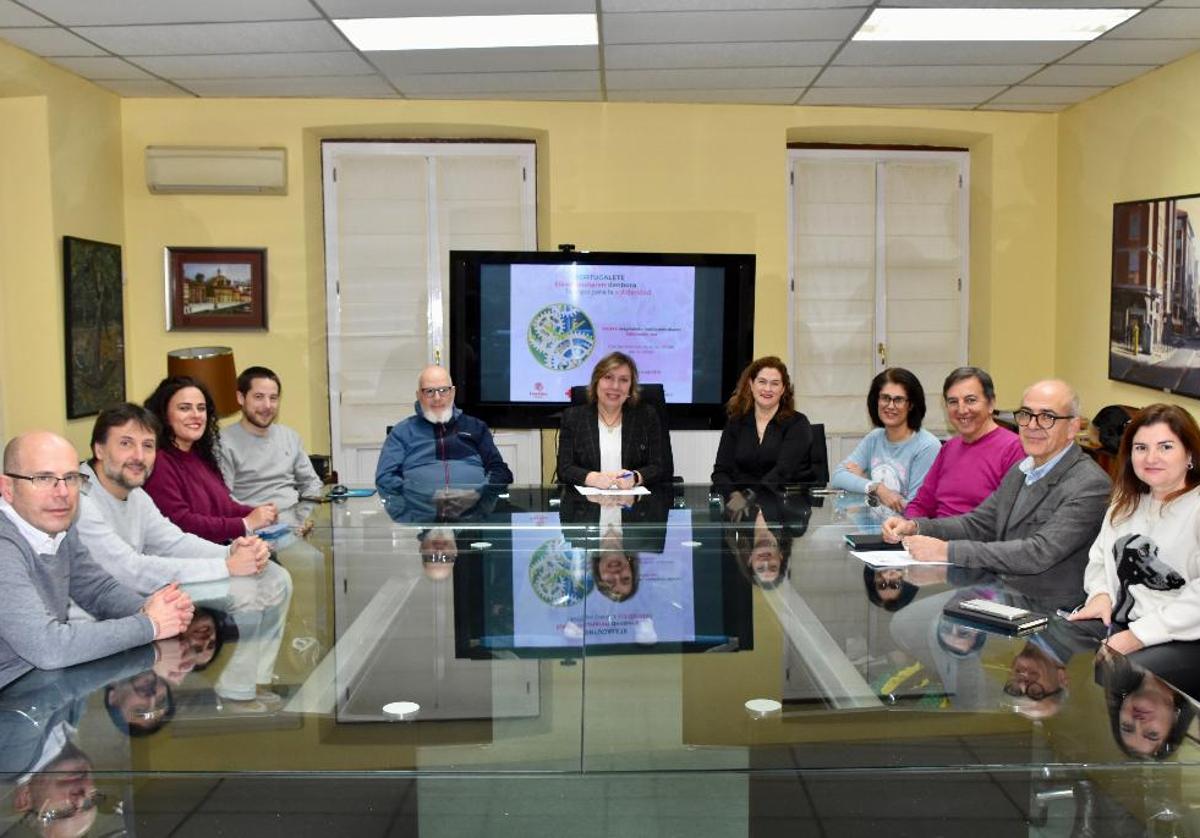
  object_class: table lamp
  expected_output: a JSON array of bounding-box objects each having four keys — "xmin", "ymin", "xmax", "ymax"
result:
[{"xmin": 166, "ymin": 346, "xmax": 239, "ymax": 417}]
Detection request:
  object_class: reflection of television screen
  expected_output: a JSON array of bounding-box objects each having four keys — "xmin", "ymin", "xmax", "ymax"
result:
[
  {"xmin": 1109, "ymin": 192, "xmax": 1200, "ymax": 398},
  {"xmin": 449, "ymin": 250, "xmax": 755, "ymax": 429},
  {"xmin": 453, "ymin": 510, "xmax": 753, "ymax": 658}
]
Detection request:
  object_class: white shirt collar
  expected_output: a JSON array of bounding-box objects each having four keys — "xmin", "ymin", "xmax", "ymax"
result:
[
  {"xmin": 1018, "ymin": 443, "xmax": 1075, "ymax": 486},
  {"xmin": 0, "ymin": 497, "xmax": 68, "ymax": 554}
]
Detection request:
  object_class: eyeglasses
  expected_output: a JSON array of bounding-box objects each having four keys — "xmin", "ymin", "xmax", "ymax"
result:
[
  {"xmin": 1003, "ymin": 678, "xmax": 1063, "ymax": 701},
  {"xmin": 1014, "ymin": 409, "xmax": 1075, "ymax": 430},
  {"xmin": 878, "ymin": 395, "xmax": 908, "ymax": 407},
  {"xmin": 35, "ymin": 790, "xmax": 106, "ymax": 825},
  {"xmin": 875, "ymin": 579, "xmax": 903, "ymax": 591},
  {"xmin": 4, "ymin": 471, "xmax": 89, "ymax": 490},
  {"xmin": 420, "ymin": 386, "xmax": 455, "ymax": 398}
]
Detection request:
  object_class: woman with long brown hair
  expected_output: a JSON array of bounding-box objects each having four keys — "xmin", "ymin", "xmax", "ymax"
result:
[
  {"xmin": 711, "ymin": 356, "xmax": 816, "ymax": 498},
  {"xmin": 1070, "ymin": 403, "xmax": 1200, "ymax": 695}
]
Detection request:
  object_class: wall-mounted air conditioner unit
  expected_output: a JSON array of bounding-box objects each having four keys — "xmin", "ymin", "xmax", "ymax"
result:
[{"xmin": 145, "ymin": 146, "xmax": 287, "ymax": 195}]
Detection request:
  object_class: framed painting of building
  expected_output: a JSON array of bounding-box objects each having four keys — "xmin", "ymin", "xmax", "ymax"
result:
[
  {"xmin": 1109, "ymin": 193, "xmax": 1200, "ymax": 398},
  {"xmin": 166, "ymin": 247, "xmax": 267, "ymax": 330},
  {"xmin": 63, "ymin": 236, "xmax": 126, "ymax": 419}
]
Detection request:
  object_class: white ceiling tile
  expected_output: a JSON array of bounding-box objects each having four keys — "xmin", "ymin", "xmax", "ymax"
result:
[
  {"xmin": 396, "ymin": 70, "xmax": 599, "ymax": 93},
  {"xmin": 801, "ymin": 85, "xmax": 1003, "ymax": 104},
  {"xmin": 317, "ymin": 0, "xmax": 592, "ymax": 16},
  {"xmin": 603, "ymin": 9, "xmax": 863, "ymax": 43},
  {"xmin": 835, "ymin": 41, "xmax": 1076, "ymax": 65},
  {"xmin": 979, "ymin": 102, "xmax": 1065, "ymax": 112},
  {"xmin": 1023, "ymin": 63, "xmax": 1154, "ymax": 86},
  {"xmin": 369, "ymin": 45, "xmax": 598, "ymax": 74},
  {"xmin": 0, "ymin": 26, "xmax": 105, "ymax": 55},
  {"xmin": 180, "ymin": 76, "xmax": 399, "ymax": 97},
  {"xmin": 408, "ymin": 89, "xmax": 603, "ymax": 101},
  {"xmin": 73, "ymin": 21, "xmax": 349, "ymax": 55},
  {"xmin": 881, "ymin": 0, "xmax": 1152, "ymax": 6},
  {"xmin": 605, "ymin": 41, "xmax": 837, "ymax": 68},
  {"xmin": 137, "ymin": 52, "xmax": 376, "ymax": 79},
  {"xmin": 47, "ymin": 55, "xmax": 155, "ymax": 79},
  {"xmin": 92, "ymin": 78, "xmax": 191, "ymax": 96},
  {"xmin": 1105, "ymin": 8, "xmax": 1200, "ymax": 37},
  {"xmin": 607, "ymin": 66, "xmax": 818, "ymax": 87},
  {"xmin": 603, "ymin": 0, "xmax": 868, "ymax": 9},
  {"xmin": 19, "ymin": 0, "xmax": 319, "ymax": 25},
  {"xmin": 1060, "ymin": 38, "xmax": 1200, "ymax": 64},
  {"xmin": 608, "ymin": 87, "xmax": 804, "ymax": 103},
  {"xmin": 0, "ymin": 1, "xmax": 50, "ymax": 26},
  {"xmin": 990, "ymin": 84, "xmax": 1107, "ymax": 103},
  {"xmin": 818, "ymin": 64, "xmax": 1038, "ymax": 86}
]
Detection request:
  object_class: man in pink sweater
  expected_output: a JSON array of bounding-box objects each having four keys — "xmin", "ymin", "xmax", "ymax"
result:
[{"xmin": 904, "ymin": 367, "xmax": 1023, "ymax": 519}]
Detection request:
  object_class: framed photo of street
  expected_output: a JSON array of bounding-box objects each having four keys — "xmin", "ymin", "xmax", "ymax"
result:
[
  {"xmin": 166, "ymin": 246, "xmax": 267, "ymax": 331},
  {"xmin": 1109, "ymin": 193, "xmax": 1200, "ymax": 398},
  {"xmin": 63, "ymin": 236, "xmax": 126, "ymax": 419}
]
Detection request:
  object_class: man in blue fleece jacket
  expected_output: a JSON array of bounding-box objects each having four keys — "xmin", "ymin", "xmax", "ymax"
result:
[{"xmin": 375, "ymin": 365, "xmax": 513, "ymax": 495}]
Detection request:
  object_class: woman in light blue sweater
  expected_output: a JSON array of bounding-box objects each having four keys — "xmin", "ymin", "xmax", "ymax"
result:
[{"xmin": 831, "ymin": 368, "xmax": 941, "ymax": 512}]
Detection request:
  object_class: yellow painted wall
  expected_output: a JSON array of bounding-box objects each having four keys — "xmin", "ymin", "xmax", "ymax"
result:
[
  {"xmin": 1057, "ymin": 52, "xmax": 1200, "ymax": 416},
  {"xmin": 0, "ymin": 40, "xmax": 124, "ymax": 454},
  {"xmin": 118, "ymin": 98, "xmax": 1058, "ymax": 454}
]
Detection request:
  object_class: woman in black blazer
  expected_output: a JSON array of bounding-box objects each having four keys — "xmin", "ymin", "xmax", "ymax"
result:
[
  {"xmin": 711, "ymin": 356, "xmax": 816, "ymax": 499},
  {"xmin": 557, "ymin": 351, "xmax": 666, "ymax": 489}
]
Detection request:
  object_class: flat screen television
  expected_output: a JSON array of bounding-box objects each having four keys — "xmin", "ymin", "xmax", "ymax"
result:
[{"xmin": 449, "ymin": 249, "xmax": 756, "ymax": 429}]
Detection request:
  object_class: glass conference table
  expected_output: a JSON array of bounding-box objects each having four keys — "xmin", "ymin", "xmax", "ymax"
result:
[{"xmin": 3, "ymin": 484, "xmax": 1200, "ymax": 837}]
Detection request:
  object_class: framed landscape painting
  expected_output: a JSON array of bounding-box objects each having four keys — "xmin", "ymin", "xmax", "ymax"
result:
[
  {"xmin": 63, "ymin": 236, "xmax": 125, "ymax": 419},
  {"xmin": 1109, "ymin": 192, "xmax": 1200, "ymax": 398},
  {"xmin": 166, "ymin": 247, "xmax": 267, "ymax": 331}
]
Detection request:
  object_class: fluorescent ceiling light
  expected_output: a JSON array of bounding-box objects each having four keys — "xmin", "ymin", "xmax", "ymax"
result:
[
  {"xmin": 334, "ymin": 14, "xmax": 598, "ymax": 51},
  {"xmin": 853, "ymin": 8, "xmax": 1139, "ymax": 41}
]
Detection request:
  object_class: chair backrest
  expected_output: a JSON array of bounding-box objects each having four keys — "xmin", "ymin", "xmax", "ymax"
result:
[
  {"xmin": 567, "ymin": 383, "xmax": 675, "ymax": 480},
  {"xmin": 808, "ymin": 422, "xmax": 829, "ymax": 486}
]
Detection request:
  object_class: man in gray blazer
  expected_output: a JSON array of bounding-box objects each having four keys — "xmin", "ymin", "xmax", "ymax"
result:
[{"xmin": 882, "ymin": 379, "xmax": 1111, "ymax": 607}]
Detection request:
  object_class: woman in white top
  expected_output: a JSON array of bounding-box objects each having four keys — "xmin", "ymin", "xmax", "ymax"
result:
[{"xmin": 1071, "ymin": 403, "xmax": 1200, "ymax": 694}]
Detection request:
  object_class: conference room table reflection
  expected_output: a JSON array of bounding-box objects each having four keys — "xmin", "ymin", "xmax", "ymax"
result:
[{"xmin": 1, "ymin": 485, "xmax": 1199, "ymax": 835}]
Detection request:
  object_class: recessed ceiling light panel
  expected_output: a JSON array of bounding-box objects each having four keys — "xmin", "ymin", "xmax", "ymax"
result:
[
  {"xmin": 853, "ymin": 8, "xmax": 1139, "ymax": 42},
  {"xmin": 334, "ymin": 14, "xmax": 599, "ymax": 51}
]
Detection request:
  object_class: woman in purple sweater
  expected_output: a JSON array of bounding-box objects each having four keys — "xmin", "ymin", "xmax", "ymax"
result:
[
  {"xmin": 903, "ymin": 367, "xmax": 1024, "ymax": 519},
  {"xmin": 143, "ymin": 377, "xmax": 277, "ymax": 542}
]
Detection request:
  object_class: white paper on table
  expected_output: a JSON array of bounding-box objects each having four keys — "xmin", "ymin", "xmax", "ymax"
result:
[
  {"xmin": 850, "ymin": 549, "xmax": 951, "ymax": 567},
  {"xmin": 574, "ymin": 485, "xmax": 652, "ymax": 496}
]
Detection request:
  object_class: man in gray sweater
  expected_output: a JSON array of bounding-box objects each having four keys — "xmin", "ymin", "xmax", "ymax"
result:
[
  {"xmin": 76, "ymin": 404, "xmax": 270, "ymax": 594},
  {"xmin": 0, "ymin": 431, "xmax": 193, "ymax": 689},
  {"xmin": 219, "ymin": 366, "xmax": 324, "ymax": 524}
]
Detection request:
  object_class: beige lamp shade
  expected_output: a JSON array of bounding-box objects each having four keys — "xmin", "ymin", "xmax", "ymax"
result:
[{"xmin": 167, "ymin": 346, "xmax": 238, "ymax": 417}]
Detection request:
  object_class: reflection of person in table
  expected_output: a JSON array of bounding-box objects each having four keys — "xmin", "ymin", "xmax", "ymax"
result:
[
  {"xmin": 12, "ymin": 744, "xmax": 101, "ymax": 835},
  {"xmin": 863, "ymin": 567, "xmax": 919, "ymax": 612},
  {"xmin": 592, "ymin": 525, "xmax": 639, "ymax": 602},
  {"xmin": 104, "ymin": 668, "xmax": 174, "ymax": 736},
  {"xmin": 1100, "ymin": 650, "xmax": 1197, "ymax": 759},
  {"xmin": 419, "ymin": 528, "xmax": 459, "ymax": 581}
]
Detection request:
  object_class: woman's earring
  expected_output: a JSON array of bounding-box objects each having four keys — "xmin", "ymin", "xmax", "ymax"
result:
[{"xmin": 1190, "ymin": 460, "xmax": 1195, "ymax": 471}]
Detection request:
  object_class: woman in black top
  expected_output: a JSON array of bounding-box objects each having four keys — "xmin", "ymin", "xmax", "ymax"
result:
[
  {"xmin": 557, "ymin": 351, "xmax": 665, "ymax": 489},
  {"xmin": 711, "ymin": 356, "xmax": 815, "ymax": 498}
]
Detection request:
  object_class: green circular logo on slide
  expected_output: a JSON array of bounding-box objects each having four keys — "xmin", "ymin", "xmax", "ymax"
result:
[
  {"xmin": 527, "ymin": 303, "xmax": 596, "ymax": 371},
  {"xmin": 528, "ymin": 537, "xmax": 593, "ymax": 606}
]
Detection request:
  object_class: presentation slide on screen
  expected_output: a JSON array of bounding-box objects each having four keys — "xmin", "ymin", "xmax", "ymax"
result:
[
  {"xmin": 509, "ymin": 264, "xmax": 696, "ymax": 403},
  {"xmin": 509, "ymin": 510, "xmax": 697, "ymax": 649}
]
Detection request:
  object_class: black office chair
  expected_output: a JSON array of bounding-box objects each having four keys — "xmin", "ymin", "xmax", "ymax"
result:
[
  {"xmin": 567, "ymin": 383, "xmax": 677, "ymax": 482},
  {"xmin": 808, "ymin": 422, "xmax": 829, "ymax": 486}
]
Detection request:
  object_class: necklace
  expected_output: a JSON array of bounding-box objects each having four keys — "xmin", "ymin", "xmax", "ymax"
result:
[{"xmin": 599, "ymin": 409, "xmax": 622, "ymax": 430}]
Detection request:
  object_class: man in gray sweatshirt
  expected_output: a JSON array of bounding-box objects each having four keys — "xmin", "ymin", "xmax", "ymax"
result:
[
  {"xmin": 219, "ymin": 366, "xmax": 324, "ymax": 524},
  {"xmin": 0, "ymin": 431, "xmax": 194, "ymax": 689},
  {"xmin": 76, "ymin": 403, "xmax": 270, "ymax": 594}
]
